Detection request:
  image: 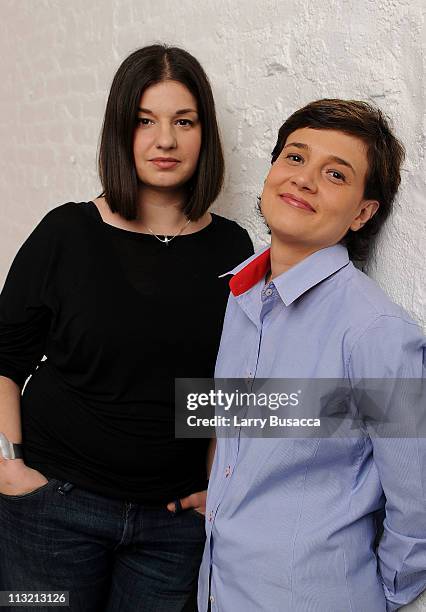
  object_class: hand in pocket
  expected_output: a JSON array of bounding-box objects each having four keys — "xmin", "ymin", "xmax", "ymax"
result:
[{"xmin": 0, "ymin": 461, "xmax": 48, "ymax": 496}]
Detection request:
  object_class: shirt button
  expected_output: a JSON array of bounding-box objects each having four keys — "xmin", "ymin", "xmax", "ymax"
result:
[
  {"xmin": 224, "ymin": 465, "xmax": 232, "ymax": 477},
  {"xmin": 265, "ymin": 288, "xmax": 273, "ymax": 296},
  {"xmin": 209, "ymin": 595, "xmax": 215, "ymax": 603},
  {"xmin": 208, "ymin": 510, "xmax": 214, "ymax": 522}
]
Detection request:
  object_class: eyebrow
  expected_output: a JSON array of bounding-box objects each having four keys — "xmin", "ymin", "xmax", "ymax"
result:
[
  {"xmin": 138, "ymin": 107, "xmax": 198, "ymax": 115},
  {"xmin": 283, "ymin": 142, "xmax": 356, "ymax": 174}
]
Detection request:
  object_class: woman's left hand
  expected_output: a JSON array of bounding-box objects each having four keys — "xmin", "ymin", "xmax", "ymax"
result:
[{"xmin": 167, "ymin": 490, "xmax": 206, "ymax": 516}]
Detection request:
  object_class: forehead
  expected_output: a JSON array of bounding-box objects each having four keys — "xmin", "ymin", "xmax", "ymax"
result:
[
  {"xmin": 138, "ymin": 80, "xmax": 197, "ymax": 111},
  {"xmin": 284, "ymin": 127, "xmax": 369, "ymax": 172}
]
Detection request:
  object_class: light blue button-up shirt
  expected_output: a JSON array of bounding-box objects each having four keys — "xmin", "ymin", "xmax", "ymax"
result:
[{"xmin": 198, "ymin": 244, "xmax": 426, "ymax": 612}]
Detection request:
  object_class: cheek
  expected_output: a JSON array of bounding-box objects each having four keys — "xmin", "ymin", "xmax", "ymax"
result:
[
  {"xmin": 262, "ymin": 168, "xmax": 291, "ymax": 207},
  {"xmin": 260, "ymin": 182, "xmax": 277, "ymax": 219},
  {"xmin": 260, "ymin": 169, "xmax": 277, "ymax": 200},
  {"xmin": 188, "ymin": 132, "xmax": 202, "ymax": 161},
  {"xmin": 262, "ymin": 165, "xmax": 283, "ymax": 196},
  {"xmin": 133, "ymin": 132, "xmax": 146, "ymax": 158},
  {"xmin": 133, "ymin": 126, "xmax": 156, "ymax": 150},
  {"xmin": 265, "ymin": 166, "xmax": 281, "ymax": 187},
  {"xmin": 323, "ymin": 197, "xmax": 362, "ymax": 236}
]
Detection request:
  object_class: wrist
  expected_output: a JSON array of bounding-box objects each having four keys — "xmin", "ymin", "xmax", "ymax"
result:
[
  {"xmin": 0, "ymin": 458, "xmax": 26, "ymax": 474},
  {"xmin": 0, "ymin": 432, "xmax": 23, "ymax": 459},
  {"xmin": 0, "ymin": 458, "xmax": 29, "ymax": 489}
]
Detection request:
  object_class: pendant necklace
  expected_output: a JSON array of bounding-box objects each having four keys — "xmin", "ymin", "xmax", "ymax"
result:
[{"xmin": 144, "ymin": 218, "xmax": 191, "ymax": 246}]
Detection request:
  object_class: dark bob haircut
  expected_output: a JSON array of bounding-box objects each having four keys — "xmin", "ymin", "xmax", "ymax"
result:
[
  {"xmin": 98, "ymin": 44, "xmax": 224, "ymax": 221},
  {"xmin": 264, "ymin": 99, "xmax": 405, "ymax": 261}
]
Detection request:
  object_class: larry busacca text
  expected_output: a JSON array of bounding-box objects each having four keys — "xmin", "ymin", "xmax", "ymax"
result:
[{"xmin": 185, "ymin": 389, "xmax": 320, "ymax": 430}]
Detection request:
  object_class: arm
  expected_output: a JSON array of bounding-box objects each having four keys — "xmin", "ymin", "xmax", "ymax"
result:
[
  {"xmin": 0, "ymin": 375, "xmax": 21, "ymax": 441},
  {"xmin": 373, "ymin": 436, "xmax": 426, "ymax": 611},
  {"xmin": 0, "ymin": 212, "xmax": 56, "ymax": 492},
  {"xmin": 348, "ymin": 315, "xmax": 426, "ymax": 610},
  {"xmin": 0, "ymin": 376, "xmax": 48, "ymax": 493}
]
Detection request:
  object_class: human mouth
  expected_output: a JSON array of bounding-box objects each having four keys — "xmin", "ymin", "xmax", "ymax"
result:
[
  {"xmin": 150, "ymin": 157, "xmax": 180, "ymax": 169},
  {"xmin": 279, "ymin": 193, "xmax": 316, "ymax": 213}
]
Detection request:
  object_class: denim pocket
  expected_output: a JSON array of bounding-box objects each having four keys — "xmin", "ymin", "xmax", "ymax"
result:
[{"xmin": 0, "ymin": 477, "xmax": 56, "ymax": 500}]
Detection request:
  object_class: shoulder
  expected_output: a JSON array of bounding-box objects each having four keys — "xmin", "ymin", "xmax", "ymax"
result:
[
  {"xmin": 344, "ymin": 265, "xmax": 422, "ymax": 334},
  {"xmin": 38, "ymin": 201, "xmax": 94, "ymax": 229},
  {"xmin": 10, "ymin": 203, "xmax": 91, "ymax": 256},
  {"xmin": 347, "ymin": 313, "xmax": 425, "ymax": 377},
  {"xmin": 209, "ymin": 213, "xmax": 254, "ymax": 269},
  {"xmin": 211, "ymin": 213, "xmax": 254, "ymax": 247},
  {"xmin": 30, "ymin": 202, "xmax": 97, "ymax": 245},
  {"xmin": 4, "ymin": 203, "xmax": 96, "ymax": 280},
  {"xmin": 340, "ymin": 266, "xmax": 425, "ymax": 376},
  {"xmin": 211, "ymin": 213, "xmax": 247, "ymax": 234}
]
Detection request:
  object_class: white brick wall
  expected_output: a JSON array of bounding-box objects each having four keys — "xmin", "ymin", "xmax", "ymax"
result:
[
  {"xmin": 0, "ymin": 1, "xmax": 425, "ymax": 607},
  {"xmin": 1, "ymin": 0, "xmax": 425, "ymax": 333}
]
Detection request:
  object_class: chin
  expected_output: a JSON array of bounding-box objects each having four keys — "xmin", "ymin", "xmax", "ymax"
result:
[
  {"xmin": 140, "ymin": 176, "xmax": 186, "ymax": 190},
  {"xmin": 267, "ymin": 218, "xmax": 302, "ymax": 238}
]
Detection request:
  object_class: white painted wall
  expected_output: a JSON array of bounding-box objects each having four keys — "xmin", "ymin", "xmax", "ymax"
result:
[{"xmin": 0, "ymin": 0, "xmax": 425, "ymax": 608}]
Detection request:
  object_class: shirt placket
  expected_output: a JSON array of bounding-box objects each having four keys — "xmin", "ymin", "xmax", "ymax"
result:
[{"xmin": 206, "ymin": 283, "xmax": 280, "ymax": 610}]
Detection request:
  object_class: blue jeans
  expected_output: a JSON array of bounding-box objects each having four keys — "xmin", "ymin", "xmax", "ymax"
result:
[{"xmin": 0, "ymin": 477, "xmax": 206, "ymax": 611}]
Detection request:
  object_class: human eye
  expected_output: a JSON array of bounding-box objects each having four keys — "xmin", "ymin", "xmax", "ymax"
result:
[
  {"xmin": 175, "ymin": 118, "xmax": 194, "ymax": 127},
  {"xmin": 136, "ymin": 117, "xmax": 154, "ymax": 127},
  {"xmin": 327, "ymin": 169, "xmax": 346, "ymax": 183},
  {"xmin": 285, "ymin": 153, "xmax": 303, "ymax": 163}
]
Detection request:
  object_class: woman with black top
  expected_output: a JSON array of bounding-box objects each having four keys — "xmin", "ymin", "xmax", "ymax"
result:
[{"xmin": 0, "ymin": 45, "xmax": 253, "ymax": 611}]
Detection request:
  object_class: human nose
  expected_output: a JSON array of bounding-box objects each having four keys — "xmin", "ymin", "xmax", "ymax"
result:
[
  {"xmin": 290, "ymin": 164, "xmax": 318, "ymax": 192},
  {"xmin": 155, "ymin": 122, "xmax": 177, "ymax": 150}
]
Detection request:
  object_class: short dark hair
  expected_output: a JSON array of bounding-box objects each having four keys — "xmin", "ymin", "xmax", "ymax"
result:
[
  {"xmin": 98, "ymin": 44, "xmax": 224, "ymax": 221},
  {"xmin": 265, "ymin": 99, "xmax": 405, "ymax": 261}
]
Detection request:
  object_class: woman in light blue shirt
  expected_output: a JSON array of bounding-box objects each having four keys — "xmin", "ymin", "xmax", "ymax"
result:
[{"xmin": 194, "ymin": 99, "xmax": 426, "ymax": 611}]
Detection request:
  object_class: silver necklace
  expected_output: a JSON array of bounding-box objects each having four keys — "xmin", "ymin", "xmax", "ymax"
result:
[{"xmin": 145, "ymin": 218, "xmax": 191, "ymax": 246}]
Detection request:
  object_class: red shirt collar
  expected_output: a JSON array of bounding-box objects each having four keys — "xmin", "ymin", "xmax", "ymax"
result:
[{"xmin": 229, "ymin": 248, "xmax": 271, "ymax": 296}]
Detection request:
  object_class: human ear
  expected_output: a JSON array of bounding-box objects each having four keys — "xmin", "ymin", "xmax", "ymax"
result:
[{"xmin": 350, "ymin": 200, "xmax": 379, "ymax": 232}]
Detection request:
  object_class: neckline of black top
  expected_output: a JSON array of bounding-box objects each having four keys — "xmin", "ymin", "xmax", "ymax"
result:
[{"xmin": 87, "ymin": 200, "xmax": 217, "ymax": 241}]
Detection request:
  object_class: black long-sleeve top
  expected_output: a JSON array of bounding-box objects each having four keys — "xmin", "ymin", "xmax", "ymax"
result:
[{"xmin": 0, "ymin": 202, "xmax": 253, "ymax": 503}]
